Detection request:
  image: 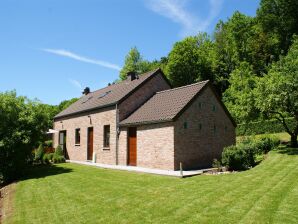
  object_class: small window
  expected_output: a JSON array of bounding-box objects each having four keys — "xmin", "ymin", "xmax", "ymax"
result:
[
  {"xmin": 213, "ymin": 125, "xmax": 217, "ymax": 134},
  {"xmin": 212, "ymin": 104, "xmax": 216, "ymax": 112},
  {"xmin": 224, "ymin": 126, "xmax": 228, "ymax": 133},
  {"xmin": 199, "ymin": 123, "xmax": 202, "ymax": 130},
  {"xmin": 198, "ymin": 102, "xmax": 202, "ymax": 109},
  {"xmin": 75, "ymin": 128, "xmax": 80, "ymax": 145},
  {"xmin": 103, "ymin": 125, "xmax": 110, "ymax": 148},
  {"xmin": 183, "ymin": 122, "xmax": 188, "ymax": 129}
]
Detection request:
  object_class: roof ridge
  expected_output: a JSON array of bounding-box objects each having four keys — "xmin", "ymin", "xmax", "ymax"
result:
[{"xmin": 156, "ymin": 80, "xmax": 209, "ymax": 94}]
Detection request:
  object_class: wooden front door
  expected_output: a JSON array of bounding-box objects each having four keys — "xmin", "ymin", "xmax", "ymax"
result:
[
  {"xmin": 128, "ymin": 127, "xmax": 137, "ymax": 166},
  {"xmin": 87, "ymin": 127, "xmax": 93, "ymax": 160}
]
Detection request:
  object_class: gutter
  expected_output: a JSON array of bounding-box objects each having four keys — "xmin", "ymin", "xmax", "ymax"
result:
[{"xmin": 115, "ymin": 104, "xmax": 120, "ymax": 165}]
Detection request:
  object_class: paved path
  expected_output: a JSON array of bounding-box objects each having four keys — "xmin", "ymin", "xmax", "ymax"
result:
[{"xmin": 67, "ymin": 160, "xmax": 206, "ymax": 177}]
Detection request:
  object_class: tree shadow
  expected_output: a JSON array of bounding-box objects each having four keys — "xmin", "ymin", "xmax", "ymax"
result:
[
  {"xmin": 277, "ymin": 147, "xmax": 298, "ymax": 155},
  {"xmin": 20, "ymin": 164, "xmax": 73, "ymax": 181}
]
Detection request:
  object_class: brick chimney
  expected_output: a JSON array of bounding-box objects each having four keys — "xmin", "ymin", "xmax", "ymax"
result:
[
  {"xmin": 127, "ymin": 71, "xmax": 138, "ymax": 81},
  {"xmin": 82, "ymin": 87, "xmax": 90, "ymax": 95}
]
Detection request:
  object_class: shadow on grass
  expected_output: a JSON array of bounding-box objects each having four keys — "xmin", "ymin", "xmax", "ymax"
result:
[
  {"xmin": 20, "ymin": 164, "xmax": 73, "ymax": 181},
  {"xmin": 277, "ymin": 147, "xmax": 298, "ymax": 155}
]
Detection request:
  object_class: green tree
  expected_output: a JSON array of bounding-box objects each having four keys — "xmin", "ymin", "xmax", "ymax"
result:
[
  {"xmin": 223, "ymin": 62, "xmax": 259, "ymax": 124},
  {"xmin": 255, "ymin": 37, "xmax": 298, "ymax": 147},
  {"xmin": 257, "ymin": 0, "xmax": 298, "ymax": 57},
  {"xmin": 167, "ymin": 33, "xmax": 217, "ymax": 87},
  {"xmin": 0, "ymin": 91, "xmax": 50, "ymax": 185}
]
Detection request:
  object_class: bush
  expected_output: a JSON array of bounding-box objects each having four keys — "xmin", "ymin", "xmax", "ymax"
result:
[
  {"xmin": 236, "ymin": 118, "xmax": 295, "ymax": 136},
  {"xmin": 254, "ymin": 136, "xmax": 280, "ymax": 154},
  {"xmin": 222, "ymin": 144, "xmax": 256, "ymax": 171},
  {"xmin": 47, "ymin": 153, "xmax": 54, "ymax": 161},
  {"xmin": 44, "ymin": 140, "xmax": 53, "ymax": 148},
  {"xmin": 55, "ymin": 145, "xmax": 63, "ymax": 156},
  {"xmin": 35, "ymin": 144, "xmax": 45, "ymax": 162},
  {"xmin": 212, "ymin": 159, "xmax": 221, "ymax": 171},
  {"xmin": 52, "ymin": 154, "xmax": 65, "ymax": 163},
  {"xmin": 42, "ymin": 154, "xmax": 50, "ymax": 164}
]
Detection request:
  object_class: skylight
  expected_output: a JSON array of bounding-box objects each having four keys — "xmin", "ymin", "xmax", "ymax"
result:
[{"xmin": 98, "ymin": 90, "xmax": 111, "ymax": 99}]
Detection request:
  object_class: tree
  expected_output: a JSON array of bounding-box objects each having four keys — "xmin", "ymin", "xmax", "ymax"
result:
[
  {"xmin": 255, "ymin": 37, "xmax": 298, "ymax": 147},
  {"xmin": 223, "ymin": 62, "xmax": 259, "ymax": 124},
  {"xmin": 257, "ymin": 0, "xmax": 298, "ymax": 57},
  {"xmin": 119, "ymin": 47, "xmax": 155, "ymax": 80},
  {"xmin": 0, "ymin": 91, "xmax": 50, "ymax": 185},
  {"xmin": 167, "ymin": 33, "xmax": 217, "ymax": 87}
]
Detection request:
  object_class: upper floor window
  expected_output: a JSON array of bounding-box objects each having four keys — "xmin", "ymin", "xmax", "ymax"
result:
[
  {"xmin": 183, "ymin": 121, "xmax": 188, "ymax": 129},
  {"xmin": 103, "ymin": 125, "xmax": 110, "ymax": 148},
  {"xmin": 75, "ymin": 128, "xmax": 80, "ymax": 145},
  {"xmin": 212, "ymin": 104, "xmax": 216, "ymax": 112}
]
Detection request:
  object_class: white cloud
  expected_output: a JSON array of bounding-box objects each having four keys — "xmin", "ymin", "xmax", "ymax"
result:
[
  {"xmin": 69, "ymin": 79, "xmax": 83, "ymax": 92},
  {"xmin": 42, "ymin": 48, "xmax": 121, "ymax": 71},
  {"xmin": 146, "ymin": 0, "xmax": 223, "ymax": 36}
]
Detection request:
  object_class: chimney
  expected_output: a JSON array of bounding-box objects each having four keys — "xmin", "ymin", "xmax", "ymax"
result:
[
  {"xmin": 127, "ymin": 71, "xmax": 138, "ymax": 81},
  {"xmin": 82, "ymin": 87, "xmax": 90, "ymax": 95}
]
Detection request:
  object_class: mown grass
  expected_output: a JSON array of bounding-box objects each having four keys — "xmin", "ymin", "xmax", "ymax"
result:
[{"xmin": 4, "ymin": 146, "xmax": 298, "ymax": 224}]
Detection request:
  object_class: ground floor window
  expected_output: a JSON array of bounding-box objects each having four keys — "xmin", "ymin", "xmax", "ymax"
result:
[
  {"xmin": 103, "ymin": 125, "xmax": 110, "ymax": 148},
  {"xmin": 75, "ymin": 128, "xmax": 80, "ymax": 145}
]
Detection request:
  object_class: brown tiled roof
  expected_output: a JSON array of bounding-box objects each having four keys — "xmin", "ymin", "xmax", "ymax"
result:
[
  {"xmin": 120, "ymin": 80, "xmax": 210, "ymax": 126},
  {"xmin": 54, "ymin": 69, "xmax": 162, "ymax": 119}
]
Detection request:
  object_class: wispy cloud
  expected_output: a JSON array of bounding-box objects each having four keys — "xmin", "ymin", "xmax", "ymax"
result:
[
  {"xmin": 145, "ymin": 0, "xmax": 223, "ymax": 36},
  {"xmin": 42, "ymin": 48, "xmax": 121, "ymax": 71},
  {"xmin": 69, "ymin": 79, "xmax": 83, "ymax": 92}
]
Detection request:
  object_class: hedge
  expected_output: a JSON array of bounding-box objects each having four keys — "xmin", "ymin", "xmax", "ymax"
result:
[{"xmin": 236, "ymin": 118, "xmax": 295, "ymax": 136}]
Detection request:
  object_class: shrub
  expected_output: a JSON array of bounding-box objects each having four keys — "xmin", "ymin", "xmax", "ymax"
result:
[
  {"xmin": 44, "ymin": 140, "xmax": 53, "ymax": 148},
  {"xmin": 42, "ymin": 154, "xmax": 50, "ymax": 164},
  {"xmin": 35, "ymin": 144, "xmax": 45, "ymax": 162},
  {"xmin": 52, "ymin": 154, "xmax": 65, "ymax": 163},
  {"xmin": 55, "ymin": 145, "xmax": 63, "ymax": 156},
  {"xmin": 222, "ymin": 144, "xmax": 256, "ymax": 171},
  {"xmin": 236, "ymin": 118, "xmax": 295, "ymax": 136},
  {"xmin": 212, "ymin": 159, "xmax": 221, "ymax": 171},
  {"xmin": 47, "ymin": 153, "xmax": 54, "ymax": 161},
  {"xmin": 254, "ymin": 136, "xmax": 280, "ymax": 154}
]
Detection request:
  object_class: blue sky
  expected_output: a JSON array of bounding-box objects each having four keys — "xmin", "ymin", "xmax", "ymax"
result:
[{"xmin": 0, "ymin": 0, "xmax": 260, "ymax": 105}]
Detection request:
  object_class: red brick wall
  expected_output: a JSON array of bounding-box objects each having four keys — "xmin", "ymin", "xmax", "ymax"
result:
[{"xmin": 174, "ymin": 86, "xmax": 236, "ymax": 170}]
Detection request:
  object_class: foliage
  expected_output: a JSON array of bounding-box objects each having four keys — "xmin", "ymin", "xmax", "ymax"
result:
[
  {"xmin": 223, "ymin": 62, "xmax": 259, "ymax": 123},
  {"xmin": 119, "ymin": 47, "xmax": 163, "ymax": 80},
  {"xmin": 222, "ymin": 136, "xmax": 279, "ymax": 170},
  {"xmin": 0, "ymin": 91, "xmax": 50, "ymax": 185},
  {"xmin": 42, "ymin": 154, "xmax": 50, "ymax": 164},
  {"xmin": 166, "ymin": 33, "xmax": 217, "ymax": 87},
  {"xmin": 57, "ymin": 98, "xmax": 78, "ymax": 112},
  {"xmin": 257, "ymin": 0, "xmax": 298, "ymax": 58},
  {"xmin": 34, "ymin": 144, "xmax": 45, "ymax": 162},
  {"xmin": 52, "ymin": 154, "xmax": 65, "ymax": 163},
  {"xmin": 212, "ymin": 159, "xmax": 221, "ymax": 171},
  {"xmin": 44, "ymin": 140, "xmax": 53, "ymax": 148},
  {"xmin": 54, "ymin": 145, "xmax": 64, "ymax": 157},
  {"xmin": 255, "ymin": 36, "xmax": 298, "ymax": 147},
  {"xmin": 236, "ymin": 118, "xmax": 296, "ymax": 136}
]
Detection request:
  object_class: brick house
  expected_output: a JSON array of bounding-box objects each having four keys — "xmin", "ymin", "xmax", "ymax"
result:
[{"xmin": 53, "ymin": 69, "xmax": 236, "ymax": 170}]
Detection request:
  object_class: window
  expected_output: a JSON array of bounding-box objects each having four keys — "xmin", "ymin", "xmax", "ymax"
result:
[
  {"xmin": 224, "ymin": 126, "xmax": 228, "ymax": 133},
  {"xmin": 183, "ymin": 122, "xmax": 188, "ymax": 129},
  {"xmin": 199, "ymin": 123, "xmax": 202, "ymax": 130},
  {"xmin": 75, "ymin": 128, "xmax": 80, "ymax": 145},
  {"xmin": 212, "ymin": 104, "xmax": 216, "ymax": 112},
  {"xmin": 213, "ymin": 125, "xmax": 217, "ymax": 134},
  {"xmin": 198, "ymin": 102, "xmax": 202, "ymax": 109},
  {"xmin": 103, "ymin": 125, "xmax": 110, "ymax": 148}
]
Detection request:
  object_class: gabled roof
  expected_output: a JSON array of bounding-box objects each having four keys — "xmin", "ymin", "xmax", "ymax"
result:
[
  {"xmin": 120, "ymin": 80, "xmax": 210, "ymax": 126},
  {"xmin": 54, "ymin": 68, "xmax": 165, "ymax": 119}
]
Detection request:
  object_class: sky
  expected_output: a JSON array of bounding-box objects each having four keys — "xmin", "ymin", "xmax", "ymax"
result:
[{"xmin": 0, "ymin": 0, "xmax": 260, "ymax": 105}]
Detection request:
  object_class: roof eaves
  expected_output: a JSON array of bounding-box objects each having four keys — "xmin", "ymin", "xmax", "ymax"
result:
[
  {"xmin": 54, "ymin": 102, "xmax": 117, "ymax": 120},
  {"xmin": 119, "ymin": 118, "xmax": 173, "ymax": 127}
]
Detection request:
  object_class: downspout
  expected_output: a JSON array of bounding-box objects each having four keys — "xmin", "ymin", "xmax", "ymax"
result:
[{"xmin": 115, "ymin": 104, "xmax": 119, "ymax": 165}]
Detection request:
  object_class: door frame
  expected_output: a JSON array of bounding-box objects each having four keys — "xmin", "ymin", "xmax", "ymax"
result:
[
  {"xmin": 127, "ymin": 127, "xmax": 137, "ymax": 166},
  {"xmin": 87, "ymin": 127, "xmax": 94, "ymax": 161}
]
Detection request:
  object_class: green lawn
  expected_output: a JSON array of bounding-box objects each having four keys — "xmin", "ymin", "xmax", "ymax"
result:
[{"xmin": 4, "ymin": 146, "xmax": 298, "ymax": 224}]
